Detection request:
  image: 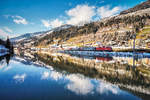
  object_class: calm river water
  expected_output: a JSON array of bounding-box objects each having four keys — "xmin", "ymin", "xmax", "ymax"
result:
[{"xmin": 0, "ymin": 52, "xmax": 150, "ymax": 100}]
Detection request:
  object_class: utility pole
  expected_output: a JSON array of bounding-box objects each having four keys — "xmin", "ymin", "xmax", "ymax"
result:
[
  {"xmin": 133, "ymin": 33, "xmax": 136, "ymax": 54},
  {"xmin": 133, "ymin": 25, "xmax": 139, "ymax": 63}
]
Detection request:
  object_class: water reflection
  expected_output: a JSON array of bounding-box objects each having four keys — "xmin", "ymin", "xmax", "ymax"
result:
[
  {"xmin": 40, "ymin": 70, "xmax": 120, "ymax": 96},
  {"xmin": 0, "ymin": 53, "xmax": 13, "ymax": 65},
  {"xmin": 13, "ymin": 73, "xmax": 27, "ymax": 83},
  {"xmin": 66, "ymin": 74, "xmax": 94, "ymax": 95},
  {"xmin": 0, "ymin": 52, "xmax": 150, "ymax": 100},
  {"xmin": 34, "ymin": 52, "xmax": 150, "ymax": 95}
]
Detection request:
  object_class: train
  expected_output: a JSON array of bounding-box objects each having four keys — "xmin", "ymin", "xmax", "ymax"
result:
[{"xmin": 67, "ymin": 46, "xmax": 112, "ymax": 52}]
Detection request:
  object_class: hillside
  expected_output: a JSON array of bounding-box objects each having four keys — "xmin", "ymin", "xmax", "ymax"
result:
[
  {"xmin": 15, "ymin": 1, "xmax": 150, "ymax": 50},
  {"xmin": 120, "ymin": 0, "xmax": 150, "ymax": 14},
  {"xmin": 33, "ymin": 8, "xmax": 150, "ymax": 49}
]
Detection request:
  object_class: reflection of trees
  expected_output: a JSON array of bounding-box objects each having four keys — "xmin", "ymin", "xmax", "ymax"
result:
[
  {"xmin": 36, "ymin": 53, "xmax": 98, "ymax": 78},
  {"xmin": 35, "ymin": 53, "xmax": 150, "ymax": 95},
  {"xmin": 0, "ymin": 54, "xmax": 13, "ymax": 65}
]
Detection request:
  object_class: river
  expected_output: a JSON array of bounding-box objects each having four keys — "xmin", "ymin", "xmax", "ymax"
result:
[{"xmin": 0, "ymin": 52, "xmax": 150, "ymax": 100}]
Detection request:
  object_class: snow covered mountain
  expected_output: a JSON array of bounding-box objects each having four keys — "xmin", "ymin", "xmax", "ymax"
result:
[
  {"xmin": 10, "ymin": 31, "xmax": 49, "ymax": 42},
  {"xmin": 11, "ymin": 24, "xmax": 73, "ymax": 42}
]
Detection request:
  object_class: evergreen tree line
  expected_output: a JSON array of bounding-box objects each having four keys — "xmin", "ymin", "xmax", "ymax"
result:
[{"xmin": 0, "ymin": 38, "xmax": 14, "ymax": 53}]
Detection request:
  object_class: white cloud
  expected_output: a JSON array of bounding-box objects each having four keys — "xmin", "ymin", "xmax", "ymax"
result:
[
  {"xmin": 41, "ymin": 19, "xmax": 51, "ymax": 28},
  {"xmin": 40, "ymin": 5, "xmax": 124, "ymax": 27},
  {"xmin": 0, "ymin": 29, "xmax": 9, "ymax": 38},
  {"xmin": 99, "ymin": 1, "xmax": 105, "ymax": 4},
  {"xmin": 4, "ymin": 15, "xmax": 30, "ymax": 25},
  {"xmin": 3, "ymin": 27, "xmax": 13, "ymax": 33},
  {"xmin": 12, "ymin": 15, "xmax": 28, "ymax": 25},
  {"xmin": 66, "ymin": 4, "xmax": 96, "ymax": 25},
  {"xmin": 97, "ymin": 5, "xmax": 120, "ymax": 18},
  {"xmin": 41, "ymin": 19, "xmax": 63, "ymax": 28},
  {"xmin": 66, "ymin": 74, "xmax": 94, "ymax": 95},
  {"xmin": 13, "ymin": 73, "xmax": 27, "ymax": 83},
  {"xmin": 0, "ymin": 28, "xmax": 15, "ymax": 39},
  {"xmin": 50, "ymin": 19, "xmax": 63, "ymax": 28}
]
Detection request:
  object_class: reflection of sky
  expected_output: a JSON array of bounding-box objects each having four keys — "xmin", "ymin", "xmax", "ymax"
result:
[
  {"xmin": 41, "ymin": 71, "xmax": 95, "ymax": 95},
  {"xmin": 1, "ymin": 60, "xmax": 20, "ymax": 72},
  {"xmin": 41, "ymin": 70, "xmax": 122, "ymax": 96},
  {"xmin": 13, "ymin": 73, "xmax": 27, "ymax": 83},
  {"xmin": 41, "ymin": 71, "xmax": 50, "ymax": 80},
  {"xmin": 41, "ymin": 71, "xmax": 63, "ymax": 80},
  {"xmin": 66, "ymin": 74, "xmax": 94, "ymax": 95},
  {"xmin": 0, "ymin": 59, "xmax": 7, "ymax": 70},
  {"xmin": 96, "ymin": 82, "xmax": 120, "ymax": 95},
  {"xmin": 0, "ymin": 57, "xmax": 142, "ymax": 100}
]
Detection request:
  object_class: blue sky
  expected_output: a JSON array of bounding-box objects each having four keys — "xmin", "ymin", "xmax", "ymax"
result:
[{"xmin": 0, "ymin": 0, "xmax": 147, "ymax": 38}]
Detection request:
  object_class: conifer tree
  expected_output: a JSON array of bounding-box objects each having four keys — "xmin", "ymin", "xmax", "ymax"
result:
[{"xmin": 6, "ymin": 36, "xmax": 11, "ymax": 49}]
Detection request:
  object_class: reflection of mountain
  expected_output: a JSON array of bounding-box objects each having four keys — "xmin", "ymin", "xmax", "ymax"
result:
[
  {"xmin": 34, "ymin": 53, "xmax": 150, "ymax": 96},
  {"xmin": 13, "ymin": 56, "xmax": 47, "ymax": 68},
  {"xmin": 113, "ymin": 57, "xmax": 150, "ymax": 67}
]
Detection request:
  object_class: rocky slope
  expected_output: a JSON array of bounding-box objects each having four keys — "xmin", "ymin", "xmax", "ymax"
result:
[{"xmin": 120, "ymin": 0, "xmax": 150, "ymax": 14}]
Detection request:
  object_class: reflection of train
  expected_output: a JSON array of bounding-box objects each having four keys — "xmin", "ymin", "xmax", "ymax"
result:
[
  {"xmin": 96, "ymin": 57, "xmax": 113, "ymax": 61},
  {"xmin": 69, "ymin": 54, "xmax": 113, "ymax": 61},
  {"xmin": 68, "ymin": 46, "xmax": 112, "ymax": 52}
]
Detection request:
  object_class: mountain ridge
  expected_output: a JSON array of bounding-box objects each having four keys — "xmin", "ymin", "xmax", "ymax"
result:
[
  {"xmin": 15, "ymin": 1, "xmax": 150, "ymax": 49},
  {"xmin": 120, "ymin": 0, "xmax": 150, "ymax": 14},
  {"xmin": 11, "ymin": 24, "xmax": 73, "ymax": 42}
]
